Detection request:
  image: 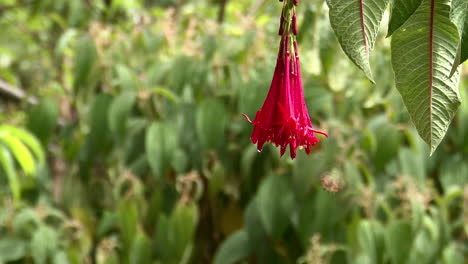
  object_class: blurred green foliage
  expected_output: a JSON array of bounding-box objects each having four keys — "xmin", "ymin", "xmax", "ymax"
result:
[{"xmin": 0, "ymin": 0, "xmax": 466, "ymax": 263}]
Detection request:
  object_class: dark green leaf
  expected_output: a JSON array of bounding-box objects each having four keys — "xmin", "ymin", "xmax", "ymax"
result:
[
  {"xmin": 213, "ymin": 230, "xmax": 251, "ymax": 264},
  {"xmin": 73, "ymin": 35, "xmax": 97, "ymax": 94},
  {"xmin": 391, "ymin": 0, "xmax": 462, "ymax": 154},
  {"xmin": 385, "ymin": 220, "xmax": 413, "ymax": 264},
  {"xmin": 26, "ymin": 98, "xmax": 59, "ymax": 146},
  {"xmin": 145, "ymin": 122, "xmax": 177, "ymax": 179},
  {"xmin": 82, "ymin": 94, "xmax": 113, "ymax": 159},
  {"xmin": 196, "ymin": 99, "xmax": 226, "ymax": 150},
  {"xmin": 170, "ymin": 202, "xmax": 198, "ymax": 260},
  {"xmin": 387, "ymin": 0, "xmax": 423, "ymax": 36},
  {"xmin": 117, "ymin": 199, "xmax": 139, "ymax": 249},
  {"xmin": 256, "ymin": 174, "xmax": 291, "ymax": 239},
  {"xmin": 448, "ymin": 0, "xmax": 468, "ymax": 76},
  {"xmin": 108, "ymin": 91, "xmax": 136, "ymax": 140}
]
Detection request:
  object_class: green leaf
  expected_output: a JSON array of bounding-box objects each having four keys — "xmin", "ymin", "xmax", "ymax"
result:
[
  {"xmin": 256, "ymin": 174, "xmax": 291, "ymax": 239},
  {"xmin": 385, "ymin": 220, "xmax": 413, "ymax": 264},
  {"xmin": 152, "ymin": 87, "xmax": 179, "ymax": 105},
  {"xmin": 13, "ymin": 208, "xmax": 41, "ymax": 234},
  {"xmin": 398, "ymin": 147, "xmax": 426, "ymax": 182},
  {"xmin": 326, "ymin": 0, "xmax": 390, "ymax": 82},
  {"xmin": 26, "ymin": 98, "xmax": 59, "ymax": 146},
  {"xmin": 0, "ymin": 133, "xmax": 36, "ymax": 175},
  {"xmin": 391, "ymin": 0, "xmax": 462, "ymax": 154},
  {"xmin": 357, "ymin": 220, "xmax": 385, "ymax": 264},
  {"xmin": 97, "ymin": 211, "xmax": 117, "ymax": 238},
  {"xmin": 154, "ymin": 203, "xmax": 198, "ymax": 263},
  {"xmin": 368, "ymin": 116, "xmax": 401, "ymax": 170},
  {"xmin": 442, "ymin": 243, "xmax": 464, "ymax": 264},
  {"xmin": 387, "ymin": 0, "xmax": 423, "ymax": 36},
  {"xmin": 31, "ymin": 226, "xmax": 58, "ymax": 264},
  {"xmin": 117, "ymin": 199, "xmax": 138, "ymax": 249},
  {"xmin": 354, "ymin": 255, "xmax": 373, "ymax": 264},
  {"xmin": 53, "ymin": 251, "xmax": 70, "ymax": 264},
  {"xmin": 115, "ymin": 64, "xmax": 137, "ymax": 90},
  {"xmin": 129, "ymin": 232, "xmax": 152, "ymax": 264},
  {"xmin": 170, "ymin": 202, "xmax": 198, "ymax": 260},
  {"xmin": 460, "ymin": 14, "xmax": 468, "ymax": 63},
  {"xmin": 448, "ymin": 0, "xmax": 468, "ymax": 75},
  {"xmin": 145, "ymin": 122, "xmax": 177, "ymax": 179},
  {"xmin": 0, "ymin": 146, "xmax": 20, "ymax": 200},
  {"xmin": 213, "ymin": 229, "xmax": 251, "ymax": 264},
  {"xmin": 1, "ymin": 125, "xmax": 45, "ymax": 163},
  {"xmin": 73, "ymin": 35, "xmax": 98, "ymax": 94},
  {"xmin": 83, "ymin": 94, "xmax": 113, "ymax": 156},
  {"xmin": 439, "ymin": 154, "xmax": 468, "ymax": 192},
  {"xmin": 196, "ymin": 99, "xmax": 226, "ymax": 149},
  {"xmin": 108, "ymin": 91, "xmax": 136, "ymax": 140},
  {"xmin": 244, "ymin": 199, "xmax": 267, "ymax": 247},
  {"xmin": 0, "ymin": 238, "xmax": 27, "ymax": 262},
  {"xmin": 155, "ymin": 215, "xmax": 175, "ymax": 261}
]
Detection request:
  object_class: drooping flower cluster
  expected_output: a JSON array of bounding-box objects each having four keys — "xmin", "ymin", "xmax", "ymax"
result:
[{"xmin": 243, "ymin": 0, "xmax": 327, "ymax": 159}]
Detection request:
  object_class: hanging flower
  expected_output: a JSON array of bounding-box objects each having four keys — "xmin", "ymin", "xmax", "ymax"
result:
[{"xmin": 243, "ymin": 0, "xmax": 327, "ymax": 159}]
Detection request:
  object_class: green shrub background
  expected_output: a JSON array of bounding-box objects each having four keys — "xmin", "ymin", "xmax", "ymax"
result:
[{"xmin": 0, "ymin": 0, "xmax": 466, "ymax": 263}]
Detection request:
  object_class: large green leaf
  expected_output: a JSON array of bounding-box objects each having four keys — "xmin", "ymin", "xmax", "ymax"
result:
[
  {"xmin": 326, "ymin": 0, "xmax": 390, "ymax": 82},
  {"xmin": 387, "ymin": 0, "xmax": 423, "ymax": 36},
  {"xmin": 213, "ymin": 229, "xmax": 251, "ymax": 264},
  {"xmin": 391, "ymin": 0, "xmax": 462, "ymax": 154}
]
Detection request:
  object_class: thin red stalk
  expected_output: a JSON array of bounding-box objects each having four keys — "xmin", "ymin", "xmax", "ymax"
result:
[
  {"xmin": 429, "ymin": 0, "xmax": 435, "ymax": 143},
  {"xmin": 359, "ymin": 0, "xmax": 369, "ymax": 57}
]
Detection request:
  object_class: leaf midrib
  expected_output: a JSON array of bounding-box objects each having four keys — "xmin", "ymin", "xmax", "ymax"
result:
[
  {"xmin": 359, "ymin": 0, "xmax": 369, "ymax": 57},
  {"xmin": 429, "ymin": 0, "xmax": 435, "ymax": 148}
]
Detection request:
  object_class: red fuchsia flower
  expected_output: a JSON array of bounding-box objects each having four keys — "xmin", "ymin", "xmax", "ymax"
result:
[{"xmin": 243, "ymin": 0, "xmax": 327, "ymax": 159}]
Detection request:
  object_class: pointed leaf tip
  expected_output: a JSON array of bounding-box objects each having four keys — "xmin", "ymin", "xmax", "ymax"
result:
[
  {"xmin": 391, "ymin": 0, "xmax": 462, "ymax": 154},
  {"xmin": 327, "ymin": 0, "xmax": 390, "ymax": 82}
]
